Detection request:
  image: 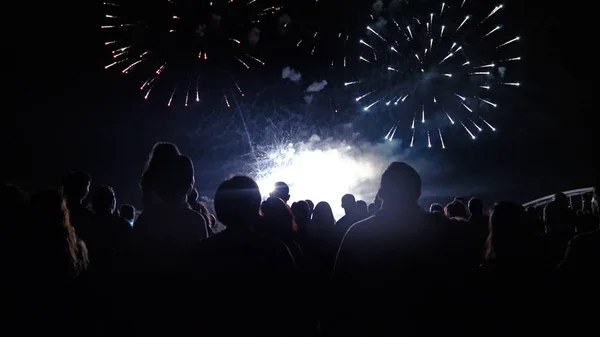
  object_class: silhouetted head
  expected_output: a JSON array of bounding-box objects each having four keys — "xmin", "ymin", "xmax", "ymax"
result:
[
  {"xmin": 379, "ymin": 162, "xmax": 421, "ymax": 208},
  {"xmin": 429, "ymin": 203, "xmax": 443, "ymax": 213},
  {"xmin": 356, "ymin": 200, "xmax": 368, "ymax": 216},
  {"xmin": 140, "ymin": 142, "xmax": 181, "ymax": 190},
  {"xmin": 468, "ymin": 197, "xmax": 484, "ymax": 216},
  {"xmin": 486, "ymin": 201, "xmax": 533, "ymax": 261},
  {"xmin": 63, "ymin": 170, "xmax": 91, "ymax": 203},
  {"xmin": 119, "ymin": 204, "xmax": 135, "ymax": 222},
  {"xmin": 312, "ymin": 201, "xmax": 336, "ymax": 229},
  {"xmin": 368, "ymin": 203, "xmax": 375, "ymax": 213},
  {"xmin": 270, "ymin": 182, "xmax": 290, "ymax": 202},
  {"xmin": 145, "ymin": 142, "xmax": 180, "ymax": 170},
  {"xmin": 445, "ymin": 200, "xmax": 467, "ymax": 218},
  {"xmin": 291, "ymin": 200, "xmax": 310, "ymax": 231},
  {"xmin": 305, "ymin": 199, "xmax": 314, "ymax": 215},
  {"xmin": 158, "ymin": 155, "xmax": 195, "ymax": 202},
  {"xmin": 214, "ymin": 175, "xmax": 261, "ymax": 230},
  {"xmin": 454, "ymin": 197, "xmax": 466, "ymax": 205},
  {"xmin": 261, "ymin": 197, "xmax": 297, "ymax": 237},
  {"xmin": 341, "ymin": 194, "xmax": 356, "ymax": 213},
  {"xmin": 543, "ymin": 200, "xmax": 573, "ymax": 232},
  {"xmin": 553, "ymin": 192, "xmax": 569, "ymax": 209},
  {"xmin": 92, "ymin": 185, "xmax": 116, "ymax": 214}
]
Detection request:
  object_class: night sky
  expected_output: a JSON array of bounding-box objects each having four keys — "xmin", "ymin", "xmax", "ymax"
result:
[{"xmin": 4, "ymin": 0, "xmax": 596, "ymax": 209}]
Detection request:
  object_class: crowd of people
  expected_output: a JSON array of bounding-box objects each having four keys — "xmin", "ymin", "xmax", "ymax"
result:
[{"xmin": 1, "ymin": 141, "xmax": 598, "ymax": 336}]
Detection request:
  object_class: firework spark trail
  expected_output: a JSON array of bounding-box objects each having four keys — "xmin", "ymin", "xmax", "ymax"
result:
[
  {"xmin": 367, "ymin": 26, "xmax": 387, "ymax": 42},
  {"xmin": 446, "ymin": 113, "xmax": 455, "ymax": 124},
  {"xmin": 185, "ymin": 82, "xmax": 190, "ymax": 107},
  {"xmin": 234, "ymin": 81, "xmax": 245, "ymax": 96},
  {"xmin": 485, "ymin": 25, "xmax": 501, "ymax": 37},
  {"xmin": 389, "ymin": 126, "xmax": 398, "ymax": 141},
  {"xmin": 469, "ymin": 118, "xmax": 483, "ymax": 132},
  {"xmin": 427, "ymin": 131, "xmax": 431, "ymax": 148},
  {"xmin": 359, "ymin": 39, "xmax": 375, "ymax": 50},
  {"xmin": 456, "ymin": 16, "xmax": 469, "ymax": 32},
  {"xmin": 344, "ymin": 81, "xmax": 362, "ymax": 86},
  {"xmin": 461, "ymin": 122, "xmax": 476, "ymax": 139},
  {"xmin": 497, "ymin": 36, "xmax": 520, "ymax": 48},
  {"xmin": 480, "ymin": 117, "xmax": 496, "ymax": 131},
  {"xmin": 245, "ymin": 54, "xmax": 265, "ymax": 65},
  {"xmin": 410, "ymin": 129, "xmax": 415, "ymax": 147},
  {"xmin": 224, "ymin": 94, "xmax": 231, "ymax": 108},
  {"xmin": 478, "ymin": 98, "xmax": 498, "ymax": 107},
  {"xmin": 355, "ymin": 92, "xmax": 372, "ymax": 102},
  {"xmin": 167, "ymin": 86, "xmax": 176, "ymax": 106},
  {"xmin": 234, "ymin": 57, "xmax": 250, "ymax": 69},
  {"xmin": 481, "ymin": 5, "xmax": 503, "ymax": 24},
  {"xmin": 438, "ymin": 129, "xmax": 446, "ymax": 148},
  {"xmin": 364, "ymin": 100, "xmax": 380, "ymax": 111},
  {"xmin": 461, "ymin": 102, "xmax": 473, "ymax": 112}
]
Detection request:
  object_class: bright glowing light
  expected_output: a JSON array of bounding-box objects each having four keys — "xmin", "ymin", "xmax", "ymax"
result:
[{"xmin": 254, "ymin": 138, "xmax": 387, "ymax": 219}]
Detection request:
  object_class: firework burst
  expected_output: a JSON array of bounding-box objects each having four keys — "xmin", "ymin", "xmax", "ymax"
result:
[
  {"xmin": 346, "ymin": 0, "xmax": 521, "ymax": 148},
  {"xmin": 102, "ymin": 0, "xmax": 281, "ymax": 107}
]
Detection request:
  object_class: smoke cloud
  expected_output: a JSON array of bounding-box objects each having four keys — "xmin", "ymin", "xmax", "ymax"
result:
[
  {"xmin": 251, "ymin": 129, "xmax": 460, "ymax": 219},
  {"xmin": 278, "ymin": 14, "xmax": 291, "ymax": 35},
  {"xmin": 281, "ymin": 66, "xmax": 302, "ymax": 82},
  {"xmin": 306, "ymin": 80, "xmax": 328, "ymax": 93},
  {"xmin": 372, "ymin": 0, "xmax": 384, "ymax": 15},
  {"xmin": 248, "ymin": 28, "xmax": 261, "ymax": 46},
  {"xmin": 498, "ymin": 66, "xmax": 506, "ymax": 78}
]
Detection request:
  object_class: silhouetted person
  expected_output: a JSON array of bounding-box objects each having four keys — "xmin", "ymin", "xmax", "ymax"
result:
[
  {"xmin": 429, "ymin": 202, "xmax": 444, "ymax": 214},
  {"xmin": 446, "ymin": 200, "xmax": 468, "ymax": 219},
  {"xmin": 131, "ymin": 155, "xmax": 209, "ymax": 336},
  {"xmin": 469, "ymin": 197, "xmax": 489, "ymax": 259},
  {"xmin": 335, "ymin": 194, "xmax": 362, "ymax": 237},
  {"xmin": 291, "ymin": 200, "xmax": 310, "ymax": 243},
  {"xmin": 481, "ymin": 201, "xmax": 548, "ymax": 336},
  {"xmin": 20, "ymin": 189, "xmax": 89, "ymax": 336},
  {"xmin": 541, "ymin": 200, "xmax": 574, "ymax": 269},
  {"xmin": 260, "ymin": 197, "xmax": 303, "ymax": 266},
  {"xmin": 190, "ymin": 176, "xmax": 296, "ymax": 336},
  {"xmin": 332, "ymin": 162, "xmax": 454, "ymax": 336},
  {"xmin": 90, "ymin": 185, "xmax": 133, "ymax": 271},
  {"xmin": 356, "ymin": 200, "xmax": 369, "ymax": 219},
  {"xmin": 306, "ymin": 201, "xmax": 337, "ymax": 274},
  {"xmin": 63, "ymin": 170, "xmax": 94, "ymax": 246},
  {"xmin": 140, "ymin": 142, "xmax": 180, "ymax": 209},
  {"xmin": 559, "ymin": 183, "xmax": 600, "ymax": 278},
  {"xmin": 133, "ymin": 155, "xmax": 208, "ymax": 272},
  {"xmin": 311, "ymin": 201, "xmax": 336, "ymax": 235},
  {"xmin": 270, "ymin": 181, "xmax": 290, "ymax": 203},
  {"xmin": 575, "ymin": 194, "xmax": 598, "ymax": 233},
  {"xmin": 119, "ymin": 204, "xmax": 135, "ymax": 226}
]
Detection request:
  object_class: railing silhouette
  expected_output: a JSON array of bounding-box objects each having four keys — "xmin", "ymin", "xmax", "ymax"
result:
[{"xmin": 522, "ymin": 187, "xmax": 594, "ymax": 209}]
